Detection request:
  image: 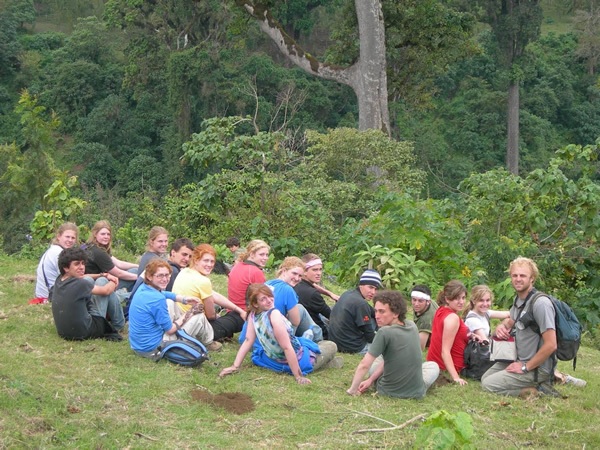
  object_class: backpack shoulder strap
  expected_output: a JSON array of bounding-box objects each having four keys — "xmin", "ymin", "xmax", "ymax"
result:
[{"xmin": 40, "ymin": 251, "xmax": 52, "ymax": 291}]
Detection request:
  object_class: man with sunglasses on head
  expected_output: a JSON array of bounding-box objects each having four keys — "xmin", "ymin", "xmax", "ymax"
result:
[{"xmin": 411, "ymin": 284, "xmax": 438, "ymax": 351}]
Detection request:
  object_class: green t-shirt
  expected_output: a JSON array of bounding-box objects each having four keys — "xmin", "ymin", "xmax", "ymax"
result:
[
  {"xmin": 368, "ymin": 321, "xmax": 426, "ymax": 399},
  {"xmin": 413, "ymin": 301, "xmax": 438, "ymax": 335}
]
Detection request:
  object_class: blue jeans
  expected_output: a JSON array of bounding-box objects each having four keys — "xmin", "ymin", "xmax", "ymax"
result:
[
  {"xmin": 117, "ymin": 267, "xmax": 138, "ymax": 292},
  {"xmin": 90, "ymin": 276, "xmax": 125, "ymax": 331},
  {"xmin": 294, "ymin": 304, "xmax": 324, "ymax": 342}
]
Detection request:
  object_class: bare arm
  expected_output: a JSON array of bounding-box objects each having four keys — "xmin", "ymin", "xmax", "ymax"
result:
[
  {"xmin": 489, "ymin": 310, "xmax": 510, "ymax": 320},
  {"xmin": 360, "ymin": 358, "xmax": 385, "ymax": 393},
  {"xmin": 473, "ymin": 329, "xmax": 488, "ymax": 340},
  {"xmin": 286, "ymin": 305, "xmax": 301, "ymax": 328},
  {"xmin": 91, "ymin": 279, "xmax": 116, "ymax": 296},
  {"xmin": 495, "ymin": 317, "xmax": 516, "ymax": 339},
  {"xmin": 107, "ymin": 265, "xmax": 138, "ymax": 281},
  {"xmin": 165, "ymin": 303, "xmax": 202, "ymax": 336},
  {"xmin": 220, "ymin": 318, "xmax": 256, "ymax": 377},
  {"xmin": 111, "ymin": 255, "xmax": 138, "ymax": 271},
  {"xmin": 212, "ymin": 291, "xmax": 247, "ymax": 320},
  {"xmin": 418, "ymin": 331, "xmax": 430, "ymax": 352},
  {"xmin": 506, "ymin": 329, "xmax": 557, "ymax": 374},
  {"xmin": 165, "ymin": 317, "xmax": 183, "ymax": 336},
  {"xmin": 314, "ymin": 284, "xmax": 340, "ymax": 302},
  {"xmin": 441, "ymin": 314, "xmax": 466, "ymax": 385},
  {"xmin": 271, "ymin": 311, "xmax": 311, "ymax": 384},
  {"xmin": 347, "ymin": 352, "xmax": 377, "ymax": 395},
  {"xmin": 203, "ymin": 295, "xmax": 217, "ymax": 320}
]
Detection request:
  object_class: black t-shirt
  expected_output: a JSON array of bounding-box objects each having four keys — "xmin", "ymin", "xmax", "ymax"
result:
[
  {"xmin": 51, "ymin": 276, "xmax": 104, "ymax": 340},
  {"xmin": 165, "ymin": 261, "xmax": 181, "ymax": 292},
  {"xmin": 294, "ymin": 280, "xmax": 331, "ymax": 339},
  {"xmin": 85, "ymin": 245, "xmax": 115, "ymax": 274},
  {"xmin": 328, "ymin": 288, "xmax": 376, "ymax": 353}
]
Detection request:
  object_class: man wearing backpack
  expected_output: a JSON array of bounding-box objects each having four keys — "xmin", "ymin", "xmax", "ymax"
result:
[{"xmin": 481, "ymin": 257, "xmax": 557, "ymax": 396}]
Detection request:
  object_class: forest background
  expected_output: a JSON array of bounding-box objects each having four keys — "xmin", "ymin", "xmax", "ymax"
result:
[{"xmin": 1, "ymin": 0, "xmax": 600, "ymax": 338}]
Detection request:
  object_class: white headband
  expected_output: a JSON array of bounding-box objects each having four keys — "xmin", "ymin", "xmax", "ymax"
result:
[
  {"xmin": 305, "ymin": 258, "xmax": 323, "ymax": 269},
  {"xmin": 411, "ymin": 291, "xmax": 431, "ymax": 301}
]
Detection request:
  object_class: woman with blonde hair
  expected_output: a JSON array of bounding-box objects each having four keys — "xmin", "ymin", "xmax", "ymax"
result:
[
  {"xmin": 137, "ymin": 226, "xmax": 169, "ymax": 275},
  {"xmin": 239, "ymin": 257, "xmax": 324, "ymax": 343},
  {"xmin": 35, "ymin": 222, "xmax": 79, "ymax": 300},
  {"xmin": 220, "ymin": 284, "xmax": 337, "ymax": 384},
  {"xmin": 463, "ymin": 285, "xmax": 509, "ymax": 340},
  {"xmin": 228, "ymin": 239, "xmax": 270, "ymax": 308},
  {"xmin": 266, "ymin": 256, "xmax": 323, "ymax": 341}
]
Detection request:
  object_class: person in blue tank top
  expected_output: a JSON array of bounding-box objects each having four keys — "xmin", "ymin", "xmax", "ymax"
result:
[{"xmin": 220, "ymin": 284, "xmax": 338, "ymax": 384}]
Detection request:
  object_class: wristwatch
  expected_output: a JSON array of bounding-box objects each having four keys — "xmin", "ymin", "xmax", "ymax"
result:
[{"xmin": 521, "ymin": 363, "xmax": 529, "ymax": 374}]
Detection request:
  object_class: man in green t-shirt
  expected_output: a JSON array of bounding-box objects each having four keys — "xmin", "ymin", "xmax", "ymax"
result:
[
  {"xmin": 346, "ymin": 290, "xmax": 439, "ymax": 399},
  {"xmin": 411, "ymin": 284, "xmax": 438, "ymax": 351}
]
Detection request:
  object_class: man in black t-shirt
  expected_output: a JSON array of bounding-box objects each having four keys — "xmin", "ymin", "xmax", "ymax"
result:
[
  {"xmin": 328, "ymin": 269, "xmax": 382, "ymax": 354},
  {"xmin": 51, "ymin": 248, "xmax": 121, "ymax": 341}
]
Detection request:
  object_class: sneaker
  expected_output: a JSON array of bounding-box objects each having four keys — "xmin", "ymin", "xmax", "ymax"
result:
[
  {"xmin": 565, "ymin": 375, "xmax": 587, "ymax": 387},
  {"xmin": 206, "ymin": 341, "xmax": 223, "ymax": 352},
  {"xmin": 325, "ymin": 356, "xmax": 344, "ymax": 369}
]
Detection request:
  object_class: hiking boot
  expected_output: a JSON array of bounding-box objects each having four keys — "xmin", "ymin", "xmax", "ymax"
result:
[
  {"xmin": 325, "ymin": 356, "xmax": 344, "ymax": 369},
  {"xmin": 565, "ymin": 375, "xmax": 587, "ymax": 387},
  {"xmin": 537, "ymin": 382, "xmax": 562, "ymax": 398},
  {"xmin": 206, "ymin": 341, "xmax": 223, "ymax": 352},
  {"xmin": 104, "ymin": 333, "xmax": 123, "ymax": 342}
]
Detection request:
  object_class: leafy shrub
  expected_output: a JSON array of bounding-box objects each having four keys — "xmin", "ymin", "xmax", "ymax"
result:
[
  {"xmin": 333, "ymin": 192, "xmax": 472, "ymax": 288},
  {"xmin": 414, "ymin": 410, "xmax": 474, "ymax": 450}
]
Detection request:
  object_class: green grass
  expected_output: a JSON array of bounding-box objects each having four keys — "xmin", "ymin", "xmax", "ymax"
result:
[
  {"xmin": 1, "ymin": 254, "xmax": 599, "ymax": 449},
  {"xmin": 540, "ymin": 0, "xmax": 575, "ymax": 35}
]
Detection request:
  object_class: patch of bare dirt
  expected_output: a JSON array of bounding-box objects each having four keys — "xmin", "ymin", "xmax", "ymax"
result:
[
  {"xmin": 12, "ymin": 275, "xmax": 36, "ymax": 283},
  {"xmin": 432, "ymin": 374, "xmax": 453, "ymax": 389},
  {"xmin": 191, "ymin": 390, "xmax": 255, "ymax": 415}
]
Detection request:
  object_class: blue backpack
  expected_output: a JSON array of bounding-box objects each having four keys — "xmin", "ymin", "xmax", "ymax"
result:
[
  {"xmin": 526, "ymin": 292, "xmax": 582, "ymax": 370},
  {"xmin": 159, "ymin": 330, "xmax": 209, "ymax": 367}
]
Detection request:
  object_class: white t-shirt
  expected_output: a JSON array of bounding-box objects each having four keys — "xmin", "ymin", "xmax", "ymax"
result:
[
  {"xmin": 35, "ymin": 244, "xmax": 64, "ymax": 297},
  {"xmin": 464, "ymin": 311, "xmax": 490, "ymax": 337}
]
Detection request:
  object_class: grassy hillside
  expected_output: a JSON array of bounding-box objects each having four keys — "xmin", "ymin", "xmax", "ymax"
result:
[{"xmin": 1, "ymin": 255, "xmax": 598, "ymax": 449}]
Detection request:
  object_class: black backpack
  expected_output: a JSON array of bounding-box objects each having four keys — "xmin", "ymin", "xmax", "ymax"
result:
[
  {"xmin": 461, "ymin": 312, "xmax": 495, "ymax": 380},
  {"xmin": 462, "ymin": 339, "xmax": 494, "ymax": 380},
  {"xmin": 518, "ymin": 291, "xmax": 581, "ymax": 370},
  {"xmin": 159, "ymin": 330, "xmax": 209, "ymax": 367}
]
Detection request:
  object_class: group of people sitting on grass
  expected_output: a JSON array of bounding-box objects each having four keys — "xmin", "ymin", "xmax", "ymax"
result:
[{"xmin": 37, "ymin": 222, "xmax": 586, "ymax": 397}]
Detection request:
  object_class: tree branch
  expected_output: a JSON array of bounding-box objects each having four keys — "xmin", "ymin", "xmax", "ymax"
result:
[
  {"xmin": 236, "ymin": 0, "xmax": 357, "ymax": 87},
  {"xmin": 352, "ymin": 413, "xmax": 427, "ymax": 434}
]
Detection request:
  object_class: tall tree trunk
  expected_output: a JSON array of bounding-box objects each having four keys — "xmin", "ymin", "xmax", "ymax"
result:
[
  {"xmin": 506, "ymin": 81, "xmax": 519, "ymax": 175},
  {"xmin": 236, "ymin": 0, "xmax": 390, "ymax": 134},
  {"xmin": 354, "ymin": 0, "xmax": 389, "ymax": 133}
]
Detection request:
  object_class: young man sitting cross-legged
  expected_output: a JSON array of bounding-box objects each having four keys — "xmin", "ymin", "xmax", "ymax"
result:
[{"xmin": 51, "ymin": 247, "xmax": 122, "ymax": 341}]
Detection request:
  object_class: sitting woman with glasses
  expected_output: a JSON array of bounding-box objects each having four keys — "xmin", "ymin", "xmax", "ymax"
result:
[{"xmin": 128, "ymin": 259, "xmax": 215, "ymax": 358}]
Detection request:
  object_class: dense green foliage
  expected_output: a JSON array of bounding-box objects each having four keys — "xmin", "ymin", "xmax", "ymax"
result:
[{"xmin": 0, "ymin": 0, "xmax": 599, "ymax": 332}]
